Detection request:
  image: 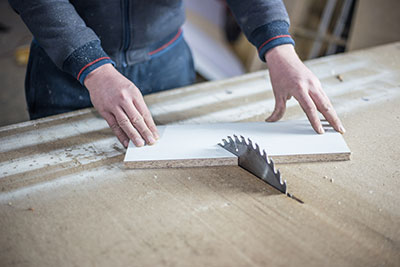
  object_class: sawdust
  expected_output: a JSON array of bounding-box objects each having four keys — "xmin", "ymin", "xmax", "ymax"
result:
[{"xmin": 336, "ymin": 74, "xmax": 344, "ymax": 82}]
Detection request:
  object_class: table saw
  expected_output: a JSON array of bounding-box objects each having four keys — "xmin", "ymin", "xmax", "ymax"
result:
[{"xmin": 0, "ymin": 42, "xmax": 399, "ymax": 266}]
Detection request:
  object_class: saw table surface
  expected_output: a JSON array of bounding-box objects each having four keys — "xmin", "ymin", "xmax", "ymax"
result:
[{"xmin": 1, "ymin": 43, "xmax": 399, "ymax": 266}]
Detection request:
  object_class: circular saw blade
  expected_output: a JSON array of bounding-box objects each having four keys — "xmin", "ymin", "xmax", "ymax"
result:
[{"xmin": 219, "ymin": 135, "xmax": 287, "ymax": 194}]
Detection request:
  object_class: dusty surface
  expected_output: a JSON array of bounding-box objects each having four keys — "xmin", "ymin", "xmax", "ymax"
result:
[{"xmin": 0, "ymin": 43, "xmax": 399, "ymax": 266}]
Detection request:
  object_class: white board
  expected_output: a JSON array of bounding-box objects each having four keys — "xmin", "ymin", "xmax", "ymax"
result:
[{"xmin": 124, "ymin": 121, "xmax": 351, "ymax": 168}]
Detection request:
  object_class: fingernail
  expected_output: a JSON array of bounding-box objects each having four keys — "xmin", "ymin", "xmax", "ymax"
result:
[
  {"xmin": 154, "ymin": 132, "xmax": 160, "ymax": 140},
  {"xmin": 147, "ymin": 136, "xmax": 156, "ymax": 145},
  {"xmin": 339, "ymin": 125, "xmax": 346, "ymax": 134},
  {"xmin": 135, "ymin": 138, "xmax": 145, "ymax": 147},
  {"xmin": 319, "ymin": 126, "xmax": 325, "ymax": 134},
  {"xmin": 123, "ymin": 140, "xmax": 129, "ymax": 147}
]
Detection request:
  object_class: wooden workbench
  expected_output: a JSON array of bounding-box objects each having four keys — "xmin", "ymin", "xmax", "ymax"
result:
[{"xmin": 1, "ymin": 43, "xmax": 399, "ymax": 266}]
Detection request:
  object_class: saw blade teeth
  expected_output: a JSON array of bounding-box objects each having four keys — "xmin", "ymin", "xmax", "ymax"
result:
[
  {"xmin": 264, "ymin": 150, "xmax": 271, "ymax": 164},
  {"xmin": 274, "ymin": 168, "xmax": 285, "ymax": 187},
  {"xmin": 246, "ymin": 138, "xmax": 251, "ymax": 148},
  {"xmin": 282, "ymin": 179, "xmax": 287, "ymax": 194},
  {"xmin": 275, "ymin": 169, "xmax": 283, "ymax": 183},
  {"xmin": 218, "ymin": 135, "xmax": 288, "ymax": 195},
  {"xmin": 255, "ymin": 143, "xmax": 260, "ymax": 153},
  {"xmin": 270, "ymin": 160, "xmax": 276, "ymax": 173},
  {"xmin": 262, "ymin": 150, "xmax": 268, "ymax": 160},
  {"xmin": 276, "ymin": 170, "xmax": 282, "ymax": 182}
]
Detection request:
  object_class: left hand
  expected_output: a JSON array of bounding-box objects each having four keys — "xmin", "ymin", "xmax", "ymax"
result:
[{"xmin": 265, "ymin": 44, "xmax": 345, "ymax": 134}]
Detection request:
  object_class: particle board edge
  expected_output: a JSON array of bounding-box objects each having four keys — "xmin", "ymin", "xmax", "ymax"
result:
[
  {"xmin": 271, "ymin": 152, "xmax": 351, "ymax": 164},
  {"xmin": 124, "ymin": 156, "xmax": 238, "ymax": 169}
]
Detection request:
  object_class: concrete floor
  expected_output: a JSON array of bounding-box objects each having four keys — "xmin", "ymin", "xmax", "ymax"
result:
[{"xmin": 0, "ymin": 0, "xmax": 31, "ymax": 127}]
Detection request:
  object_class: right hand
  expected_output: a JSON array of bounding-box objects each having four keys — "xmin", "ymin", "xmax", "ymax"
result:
[
  {"xmin": 265, "ymin": 44, "xmax": 345, "ymax": 134},
  {"xmin": 84, "ymin": 63, "xmax": 159, "ymax": 148}
]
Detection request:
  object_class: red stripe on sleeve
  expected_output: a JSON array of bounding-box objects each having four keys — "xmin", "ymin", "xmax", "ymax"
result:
[
  {"xmin": 258, "ymin": 34, "xmax": 291, "ymax": 52},
  {"xmin": 77, "ymin": 56, "xmax": 111, "ymax": 81}
]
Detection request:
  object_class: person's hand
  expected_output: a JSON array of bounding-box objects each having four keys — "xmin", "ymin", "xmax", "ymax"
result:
[
  {"xmin": 84, "ymin": 63, "xmax": 159, "ymax": 147},
  {"xmin": 265, "ymin": 44, "xmax": 345, "ymax": 134}
]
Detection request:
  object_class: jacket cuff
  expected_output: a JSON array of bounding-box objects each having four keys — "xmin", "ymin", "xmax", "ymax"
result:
[
  {"xmin": 62, "ymin": 40, "xmax": 115, "ymax": 85},
  {"xmin": 249, "ymin": 20, "xmax": 295, "ymax": 62}
]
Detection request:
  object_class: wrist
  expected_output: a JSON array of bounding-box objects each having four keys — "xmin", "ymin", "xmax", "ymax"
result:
[
  {"xmin": 84, "ymin": 63, "xmax": 115, "ymax": 89},
  {"xmin": 265, "ymin": 44, "xmax": 297, "ymax": 62}
]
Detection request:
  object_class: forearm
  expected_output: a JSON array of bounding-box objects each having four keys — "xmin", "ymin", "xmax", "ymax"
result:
[{"xmin": 9, "ymin": 0, "xmax": 113, "ymax": 83}]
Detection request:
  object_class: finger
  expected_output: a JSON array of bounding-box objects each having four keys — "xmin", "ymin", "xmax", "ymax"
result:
[
  {"xmin": 114, "ymin": 108, "xmax": 146, "ymax": 147},
  {"xmin": 121, "ymin": 102, "xmax": 156, "ymax": 145},
  {"xmin": 131, "ymin": 93, "xmax": 159, "ymax": 139},
  {"xmin": 143, "ymin": 112, "xmax": 159, "ymax": 140},
  {"xmin": 102, "ymin": 112, "xmax": 130, "ymax": 147},
  {"xmin": 295, "ymin": 92, "xmax": 324, "ymax": 134},
  {"xmin": 310, "ymin": 89, "xmax": 345, "ymax": 134},
  {"xmin": 266, "ymin": 96, "xmax": 287, "ymax": 122}
]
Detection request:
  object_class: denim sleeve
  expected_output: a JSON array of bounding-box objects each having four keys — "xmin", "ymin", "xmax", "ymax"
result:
[
  {"xmin": 226, "ymin": 0, "xmax": 295, "ymax": 61},
  {"xmin": 8, "ymin": 0, "xmax": 114, "ymax": 84}
]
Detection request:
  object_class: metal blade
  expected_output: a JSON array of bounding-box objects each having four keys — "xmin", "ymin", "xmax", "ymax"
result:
[{"xmin": 219, "ymin": 135, "xmax": 287, "ymax": 194}]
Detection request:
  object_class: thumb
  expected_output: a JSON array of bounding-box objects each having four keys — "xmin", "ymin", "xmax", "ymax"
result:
[{"xmin": 266, "ymin": 97, "xmax": 287, "ymax": 122}]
